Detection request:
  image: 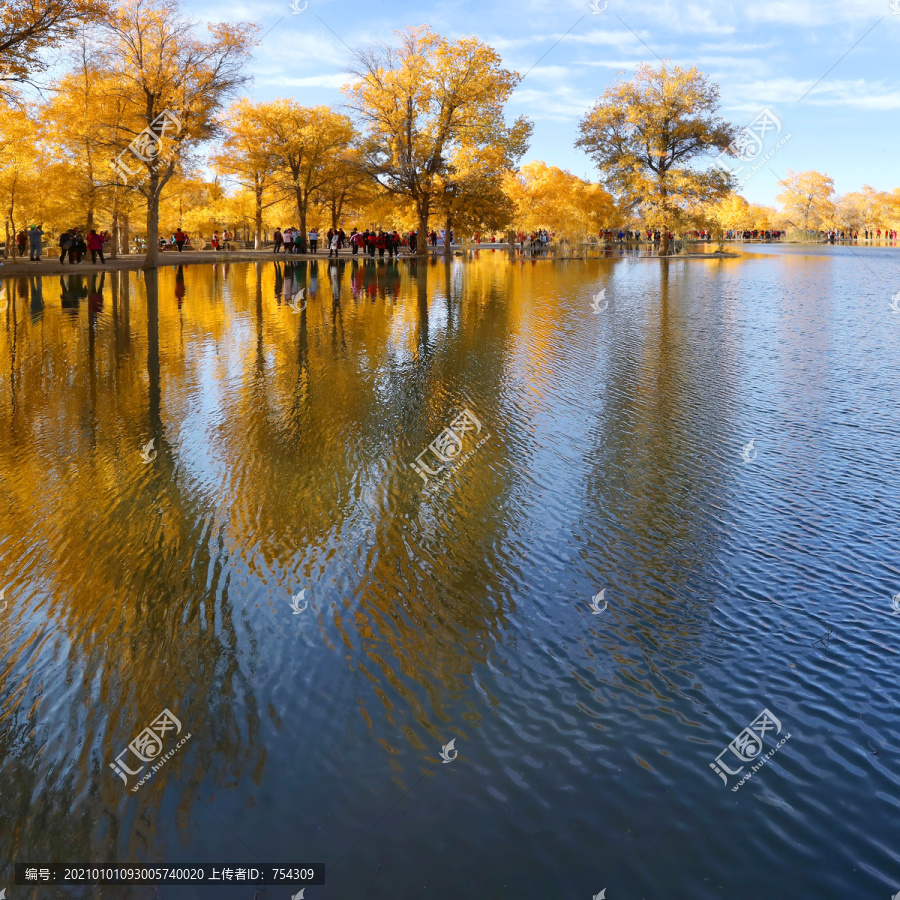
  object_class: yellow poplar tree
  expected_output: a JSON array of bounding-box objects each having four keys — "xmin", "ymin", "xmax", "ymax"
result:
[
  {"xmin": 775, "ymin": 169, "xmax": 836, "ymax": 237},
  {"xmin": 835, "ymin": 184, "xmax": 886, "ymax": 233},
  {"xmin": 344, "ymin": 25, "xmax": 525, "ymax": 258},
  {"xmin": 0, "ymin": 0, "xmax": 108, "ymax": 99},
  {"xmin": 576, "ymin": 63, "xmax": 736, "ymax": 255},
  {"xmin": 0, "ymin": 101, "xmax": 46, "ymax": 252},
  {"xmin": 97, "ymin": 0, "xmax": 256, "ymax": 268},
  {"xmin": 254, "ymin": 100, "xmax": 356, "ymax": 250},
  {"xmin": 504, "ymin": 160, "xmax": 616, "ymax": 240},
  {"xmin": 213, "ymin": 99, "xmax": 286, "ymax": 248}
]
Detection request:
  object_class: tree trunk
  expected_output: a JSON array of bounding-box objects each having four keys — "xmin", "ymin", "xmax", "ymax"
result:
[
  {"xmin": 144, "ymin": 183, "xmax": 160, "ymax": 269},
  {"xmin": 417, "ymin": 198, "xmax": 429, "ymax": 260},
  {"xmin": 122, "ymin": 212, "xmax": 131, "ymax": 256},
  {"xmin": 109, "ymin": 192, "xmax": 119, "ymax": 260},
  {"xmin": 443, "ymin": 211, "xmax": 452, "ymax": 259},
  {"xmin": 294, "ymin": 185, "xmax": 308, "ymax": 253},
  {"xmin": 255, "ymin": 185, "xmax": 263, "ymax": 249}
]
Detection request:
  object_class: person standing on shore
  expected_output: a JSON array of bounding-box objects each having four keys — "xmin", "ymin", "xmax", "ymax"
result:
[
  {"xmin": 273, "ymin": 228, "xmax": 283, "ymax": 253},
  {"xmin": 72, "ymin": 230, "xmax": 86, "ymax": 263},
  {"xmin": 87, "ymin": 229, "xmax": 106, "ymax": 264},
  {"xmin": 29, "ymin": 225, "xmax": 44, "ymax": 261},
  {"xmin": 309, "ymin": 228, "xmax": 318, "ymax": 253},
  {"xmin": 174, "ymin": 227, "xmax": 188, "ymax": 252},
  {"xmin": 59, "ymin": 229, "xmax": 73, "ymax": 264},
  {"xmin": 16, "ymin": 230, "xmax": 27, "ymax": 258}
]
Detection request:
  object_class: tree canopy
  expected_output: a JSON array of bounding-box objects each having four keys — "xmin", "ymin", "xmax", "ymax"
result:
[
  {"xmin": 0, "ymin": 0, "xmax": 109, "ymax": 97},
  {"xmin": 577, "ymin": 63, "xmax": 736, "ymax": 254},
  {"xmin": 343, "ymin": 25, "xmax": 529, "ymax": 257}
]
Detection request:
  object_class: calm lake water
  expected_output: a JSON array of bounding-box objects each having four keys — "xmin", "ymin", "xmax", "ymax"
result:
[{"xmin": 1, "ymin": 247, "xmax": 899, "ymax": 899}]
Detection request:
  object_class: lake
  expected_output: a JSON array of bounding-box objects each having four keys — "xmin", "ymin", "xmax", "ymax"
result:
[{"xmin": 1, "ymin": 246, "xmax": 899, "ymax": 898}]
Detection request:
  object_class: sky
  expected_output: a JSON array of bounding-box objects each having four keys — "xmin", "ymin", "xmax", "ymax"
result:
[{"xmin": 190, "ymin": 0, "xmax": 900, "ymax": 206}]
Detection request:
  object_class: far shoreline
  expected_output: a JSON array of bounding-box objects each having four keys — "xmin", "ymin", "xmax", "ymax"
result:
[{"xmin": 4, "ymin": 239, "xmax": 895, "ymax": 277}]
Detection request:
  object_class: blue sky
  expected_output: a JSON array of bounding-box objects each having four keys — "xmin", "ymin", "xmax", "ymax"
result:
[{"xmin": 195, "ymin": 0, "xmax": 900, "ymax": 206}]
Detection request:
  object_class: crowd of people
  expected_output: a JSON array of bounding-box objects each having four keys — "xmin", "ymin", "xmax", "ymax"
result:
[
  {"xmin": 821, "ymin": 228, "xmax": 899, "ymax": 242},
  {"xmin": 5, "ymin": 221, "xmax": 900, "ymax": 267},
  {"xmin": 516, "ymin": 230, "xmax": 551, "ymax": 250},
  {"xmin": 272, "ymin": 227, "xmax": 422, "ymax": 257},
  {"xmin": 57, "ymin": 228, "xmax": 110, "ymax": 264}
]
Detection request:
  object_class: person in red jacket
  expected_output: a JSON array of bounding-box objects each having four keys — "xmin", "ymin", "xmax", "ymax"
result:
[
  {"xmin": 174, "ymin": 227, "xmax": 188, "ymax": 252},
  {"xmin": 87, "ymin": 229, "xmax": 106, "ymax": 264}
]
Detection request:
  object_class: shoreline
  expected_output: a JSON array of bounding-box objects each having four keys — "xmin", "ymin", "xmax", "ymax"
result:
[{"xmin": 4, "ymin": 239, "xmax": 893, "ymax": 276}]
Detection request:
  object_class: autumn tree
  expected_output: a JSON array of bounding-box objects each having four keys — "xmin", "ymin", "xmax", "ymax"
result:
[
  {"xmin": 708, "ymin": 193, "xmax": 750, "ymax": 235},
  {"xmin": 435, "ymin": 160, "xmax": 516, "ymax": 252},
  {"xmin": 312, "ymin": 145, "xmax": 371, "ymax": 232},
  {"xmin": 254, "ymin": 100, "xmax": 355, "ymax": 250},
  {"xmin": 775, "ymin": 169, "xmax": 835, "ymax": 237},
  {"xmin": 504, "ymin": 160, "xmax": 617, "ymax": 241},
  {"xmin": 0, "ymin": 0, "xmax": 108, "ymax": 98},
  {"xmin": 0, "ymin": 101, "xmax": 43, "ymax": 252},
  {"xmin": 213, "ymin": 99, "xmax": 287, "ymax": 247},
  {"xmin": 835, "ymin": 184, "xmax": 885, "ymax": 233},
  {"xmin": 435, "ymin": 118, "xmax": 531, "ymax": 256},
  {"xmin": 344, "ymin": 25, "xmax": 524, "ymax": 259},
  {"xmin": 97, "ymin": 0, "xmax": 256, "ymax": 268},
  {"xmin": 576, "ymin": 63, "xmax": 736, "ymax": 255},
  {"xmin": 883, "ymin": 188, "xmax": 900, "ymax": 230}
]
